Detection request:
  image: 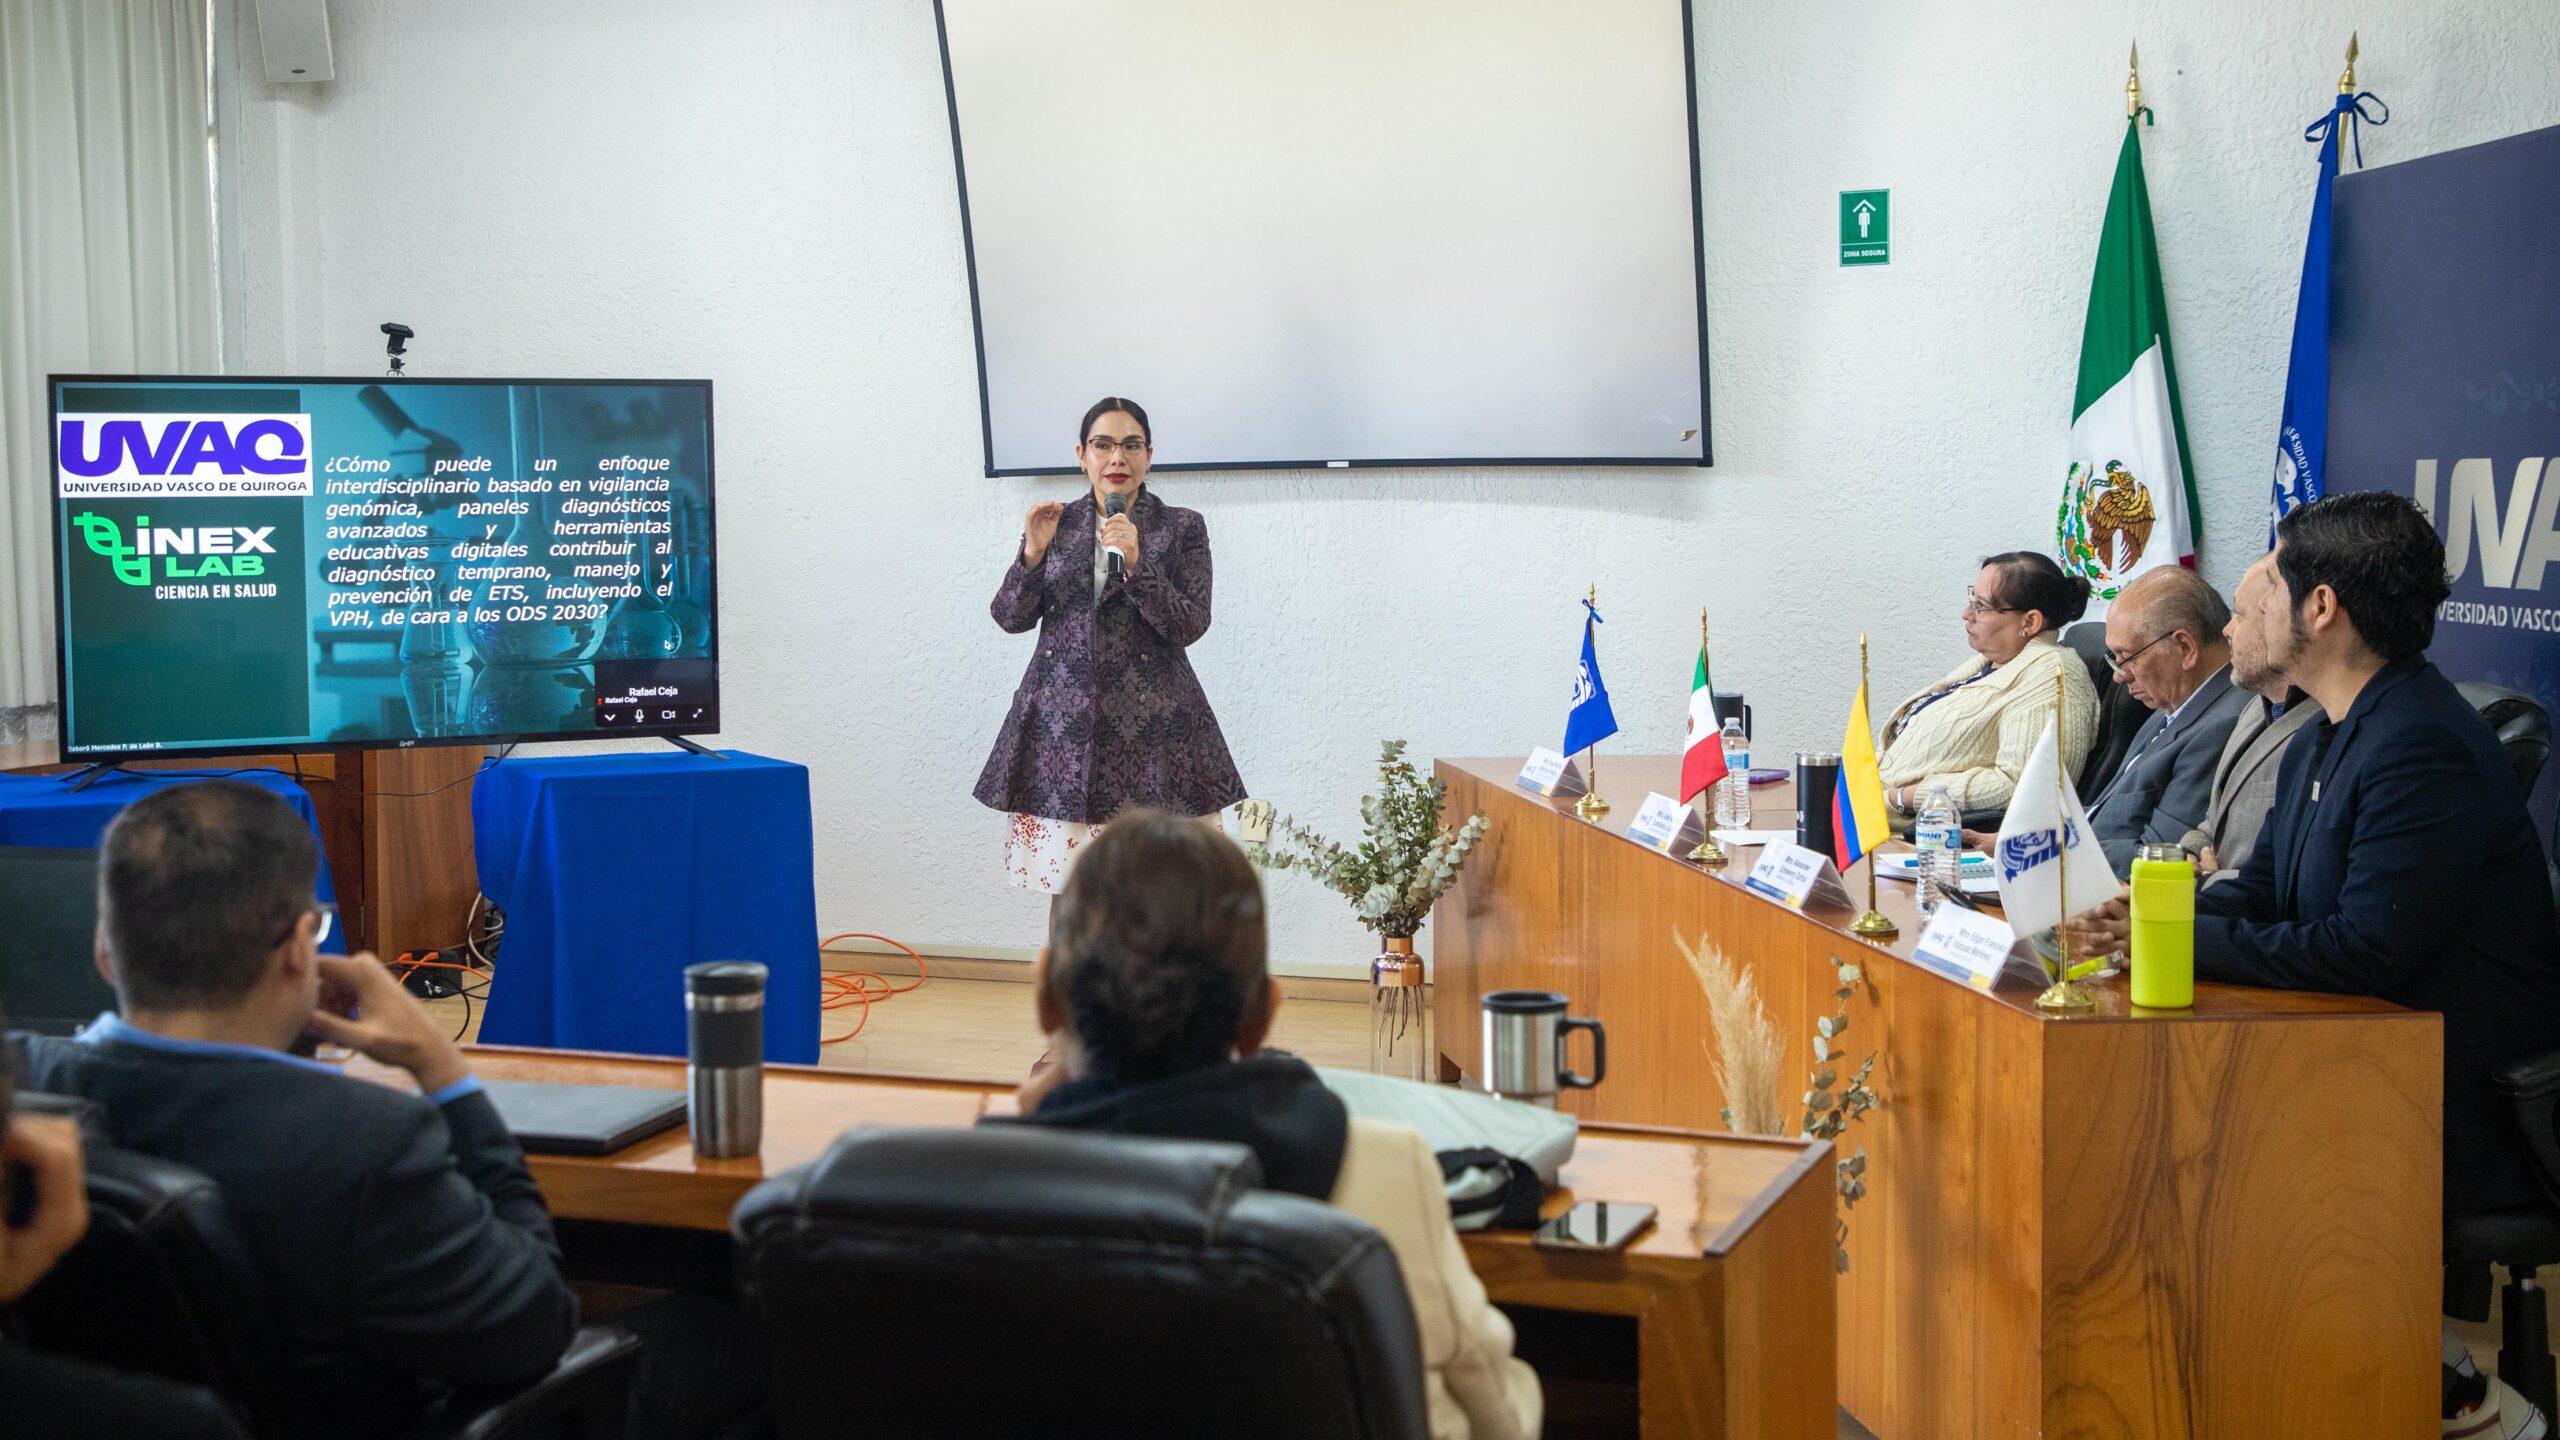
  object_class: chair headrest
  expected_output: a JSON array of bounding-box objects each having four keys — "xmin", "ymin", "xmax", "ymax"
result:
[
  {"xmin": 2458, "ymin": 682, "xmax": 2553, "ymax": 741},
  {"xmin": 735, "ymin": 1123, "xmax": 1265, "ymax": 1244}
]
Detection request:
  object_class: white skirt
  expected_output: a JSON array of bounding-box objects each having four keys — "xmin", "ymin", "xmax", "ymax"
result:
[{"xmin": 1003, "ymin": 812, "xmax": 1106, "ymax": 894}]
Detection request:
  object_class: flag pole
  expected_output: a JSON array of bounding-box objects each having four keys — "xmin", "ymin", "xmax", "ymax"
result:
[
  {"xmin": 2126, "ymin": 40, "xmax": 2141, "ymax": 120},
  {"xmin": 2036, "ymin": 664, "xmax": 2096, "ymax": 1011},
  {"xmin": 2338, "ymin": 33, "xmax": 2358, "ymax": 164},
  {"xmin": 1849, "ymin": 632, "xmax": 1898, "ymax": 939},
  {"xmin": 1576, "ymin": 584, "xmax": 1611, "ymax": 819},
  {"xmin": 1687, "ymin": 607, "xmax": 1728, "ymax": 867}
]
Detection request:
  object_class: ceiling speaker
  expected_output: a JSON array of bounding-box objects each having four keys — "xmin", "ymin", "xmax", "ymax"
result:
[{"xmin": 253, "ymin": 0, "xmax": 334, "ymax": 83}]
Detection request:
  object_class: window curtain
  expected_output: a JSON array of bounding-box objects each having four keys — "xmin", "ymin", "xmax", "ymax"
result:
[{"xmin": 0, "ymin": 0, "xmax": 218, "ymax": 740}]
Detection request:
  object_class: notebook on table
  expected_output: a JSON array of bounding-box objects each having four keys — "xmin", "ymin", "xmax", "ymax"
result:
[{"xmin": 482, "ymin": 1079, "xmax": 687, "ymax": 1156}]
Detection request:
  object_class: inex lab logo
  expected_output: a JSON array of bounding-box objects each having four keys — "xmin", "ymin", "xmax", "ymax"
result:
[
  {"xmin": 56, "ymin": 413, "xmax": 314, "ymax": 499},
  {"xmin": 73, "ymin": 513, "xmax": 277, "ymax": 586}
]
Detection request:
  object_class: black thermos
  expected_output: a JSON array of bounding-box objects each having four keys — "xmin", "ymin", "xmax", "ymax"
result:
[
  {"xmin": 1794, "ymin": 751, "xmax": 1841, "ymax": 858},
  {"xmin": 685, "ymin": 961, "xmax": 766, "ymax": 1158}
]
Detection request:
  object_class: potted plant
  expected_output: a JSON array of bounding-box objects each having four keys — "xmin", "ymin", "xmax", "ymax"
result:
[{"xmin": 1247, "ymin": 740, "xmax": 1490, "ymax": 1079}]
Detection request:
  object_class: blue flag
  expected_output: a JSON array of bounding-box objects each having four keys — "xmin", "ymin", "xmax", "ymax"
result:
[
  {"xmin": 1561, "ymin": 600, "xmax": 1619, "ymax": 756},
  {"xmin": 2272, "ymin": 91, "xmax": 2387, "ymax": 539}
]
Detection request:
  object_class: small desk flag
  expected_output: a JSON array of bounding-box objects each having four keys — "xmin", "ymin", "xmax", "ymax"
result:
[
  {"xmin": 1832, "ymin": 680, "xmax": 1890, "ymax": 872},
  {"xmin": 1561, "ymin": 600, "xmax": 1619, "ymax": 757},
  {"xmin": 1680, "ymin": 647, "xmax": 1728, "ymax": 803},
  {"xmin": 1992, "ymin": 715, "xmax": 2121, "ymax": 935}
]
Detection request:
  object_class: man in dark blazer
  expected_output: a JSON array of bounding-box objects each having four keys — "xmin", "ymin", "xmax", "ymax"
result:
[
  {"xmin": 2081, "ymin": 492, "xmax": 2560, "ymax": 1440},
  {"xmin": 2086, "ymin": 565, "xmax": 2251, "ymax": 872},
  {"xmin": 9, "ymin": 781, "xmax": 578, "ymax": 1440}
]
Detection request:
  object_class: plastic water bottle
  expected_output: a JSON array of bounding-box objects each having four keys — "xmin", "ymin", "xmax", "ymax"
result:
[
  {"xmin": 1714, "ymin": 718, "xmax": 1752, "ymax": 828},
  {"xmin": 1914, "ymin": 784, "xmax": 1961, "ymax": 916}
]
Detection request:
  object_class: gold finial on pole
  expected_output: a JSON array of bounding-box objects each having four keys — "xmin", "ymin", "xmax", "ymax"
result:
[
  {"xmin": 1849, "ymin": 632, "xmax": 1898, "ymax": 939},
  {"xmin": 2125, "ymin": 40, "xmax": 2142, "ymax": 119},
  {"xmin": 1688, "ymin": 607, "xmax": 1728, "ymax": 867},
  {"xmin": 1576, "ymin": 584, "xmax": 1610, "ymax": 819},
  {"xmin": 2036, "ymin": 663, "xmax": 2095, "ymax": 1011},
  {"xmin": 2336, "ymin": 32, "xmax": 2360, "ymax": 163}
]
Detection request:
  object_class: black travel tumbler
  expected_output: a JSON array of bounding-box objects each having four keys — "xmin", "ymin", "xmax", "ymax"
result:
[
  {"xmin": 685, "ymin": 961, "xmax": 766, "ymax": 1159},
  {"xmin": 1794, "ymin": 752, "xmax": 1841, "ymax": 859}
]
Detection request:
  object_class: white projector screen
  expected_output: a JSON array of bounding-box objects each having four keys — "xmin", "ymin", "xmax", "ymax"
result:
[{"xmin": 934, "ymin": 0, "xmax": 1709, "ymax": 474}]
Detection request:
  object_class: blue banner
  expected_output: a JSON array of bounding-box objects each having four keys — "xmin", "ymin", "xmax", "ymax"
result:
[
  {"xmin": 2327, "ymin": 123, "xmax": 2560, "ymax": 828},
  {"xmin": 2271, "ymin": 94, "xmax": 2386, "ymax": 536},
  {"xmin": 1561, "ymin": 600, "xmax": 1619, "ymax": 756}
]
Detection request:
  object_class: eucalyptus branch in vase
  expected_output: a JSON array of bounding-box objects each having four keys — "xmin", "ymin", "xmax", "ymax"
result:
[{"xmin": 1247, "ymin": 739, "xmax": 1490, "ymax": 940}]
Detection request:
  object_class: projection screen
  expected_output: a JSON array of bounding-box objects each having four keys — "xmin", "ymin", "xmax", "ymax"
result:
[{"xmin": 934, "ymin": 0, "xmax": 1709, "ymax": 475}]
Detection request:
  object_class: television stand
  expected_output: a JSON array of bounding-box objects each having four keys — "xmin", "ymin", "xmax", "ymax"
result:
[
  {"xmin": 663, "ymin": 736, "xmax": 727, "ymax": 759},
  {"xmin": 61, "ymin": 762, "xmax": 126, "ymax": 793}
]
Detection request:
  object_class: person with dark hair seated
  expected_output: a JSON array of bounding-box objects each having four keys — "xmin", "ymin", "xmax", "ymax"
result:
[
  {"xmin": 990, "ymin": 809, "xmax": 1540, "ymax": 1440},
  {"xmin": 1878, "ymin": 550, "xmax": 2099, "ymax": 822},
  {"xmin": 2079, "ymin": 492, "xmax": 2560, "ymax": 1440},
  {"xmin": 6, "ymin": 780, "xmax": 581, "ymax": 1439},
  {"xmin": 0, "ymin": 1007, "xmax": 248, "ymax": 1439}
]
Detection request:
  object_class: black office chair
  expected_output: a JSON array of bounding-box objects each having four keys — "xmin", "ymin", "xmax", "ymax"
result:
[
  {"xmin": 2458, "ymin": 683, "xmax": 2553, "ymax": 797},
  {"xmin": 2062, "ymin": 621, "xmax": 2148, "ymax": 800},
  {"xmin": 12, "ymin": 1132, "xmax": 641, "ymax": 1440},
  {"xmin": 2444, "ymin": 1053, "xmax": 2560, "ymax": 1426},
  {"xmin": 734, "ymin": 1125, "xmax": 1432, "ymax": 1440}
]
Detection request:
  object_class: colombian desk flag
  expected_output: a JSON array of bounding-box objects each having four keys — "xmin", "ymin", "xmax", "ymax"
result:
[
  {"xmin": 2056, "ymin": 114, "xmax": 2201, "ymax": 616},
  {"xmin": 1679, "ymin": 647, "xmax": 1727, "ymax": 803},
  {"xmin": 1561, "ymin": 599, "xmax": 1619, "ymax": 758},
  {"xmin": 1832, "ymin": 680, "xmax": 1890, "ymax": 873}
]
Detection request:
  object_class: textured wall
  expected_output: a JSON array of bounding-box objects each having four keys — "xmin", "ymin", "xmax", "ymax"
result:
[{"xmin": 212, "ymin": 0, "xmax": 2560, "ymax": 974}]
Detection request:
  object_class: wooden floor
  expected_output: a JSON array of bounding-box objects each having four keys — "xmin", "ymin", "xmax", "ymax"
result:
[{"xmin": 424, "ymin": 958, "xmax": 2552, "ymax": 1440}]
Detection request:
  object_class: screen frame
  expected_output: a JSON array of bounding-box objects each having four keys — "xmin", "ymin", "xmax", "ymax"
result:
[
  {"xmin": 930, "ymin": 0, "xmax": 1714, "ymax": 477},
  {"xmin": 45, "ymin": 373, "xmax": 721, "ymax": 763}
]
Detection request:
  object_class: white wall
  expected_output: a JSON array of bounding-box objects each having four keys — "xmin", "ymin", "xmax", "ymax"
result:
[{"xmin": 212, "ymin": 0, "xmax": 2560, "ymax": 975}]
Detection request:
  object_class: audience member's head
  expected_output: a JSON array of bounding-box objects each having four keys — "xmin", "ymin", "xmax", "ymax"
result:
[
  {"xmin": 2225, "ymin": 553, "xmax": 2291, "ymax": 700},
  {"xmin": 1035, "ymin": 809, "xmax": 1275, "ymax": 1086},
  {"xmin": 1967, "ymin": 551, "xmax": 2091, "ymax": 663},
  {"xmin": 96, "ymin": 782, "xmax": 325, "ymax": 1021},
  {"xmin": 2106, "ymin": 564, "xmax": 2233, "ymax": 712},
  {"xmin": 2270, "ymin": 490, "xmax": 2449, "ymax": 665}
]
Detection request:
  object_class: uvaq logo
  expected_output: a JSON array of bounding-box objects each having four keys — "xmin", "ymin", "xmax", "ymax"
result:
[{"xmin": 56, "ymin": 413, "xmax": 313, "ymax": 496}]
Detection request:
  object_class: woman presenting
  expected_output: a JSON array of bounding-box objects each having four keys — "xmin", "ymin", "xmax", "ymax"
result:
[{"xmin": 975, "ymin": 397, "xmax": 1245, "ymax": 895}]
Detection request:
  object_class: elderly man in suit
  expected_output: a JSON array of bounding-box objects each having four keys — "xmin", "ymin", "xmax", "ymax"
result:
[
  {"xmin": 2085, "ymin": 565, "xmax": 2250, "ymax": 873},
  {"xmin": 2178, "ymin": 552, "xmax": 2321, "ymax": 887},
  {"xmin": 2080, "ymin": 492, "xmax": 2560, "ymax": 1440}
]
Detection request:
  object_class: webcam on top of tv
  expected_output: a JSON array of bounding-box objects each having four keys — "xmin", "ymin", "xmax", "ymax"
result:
[{"xmin": 381, "ymin": 321, "xmax": 414, "ymax": 377}]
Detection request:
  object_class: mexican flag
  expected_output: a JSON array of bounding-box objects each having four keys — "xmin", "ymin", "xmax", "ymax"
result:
[
  {"xmin": 2057, "ymin": 118, "xmax": 2200, "ymax": 613},
  {"xmin": 1680, "ymin": 647, "xmax": 1727, "ymax": 803}
]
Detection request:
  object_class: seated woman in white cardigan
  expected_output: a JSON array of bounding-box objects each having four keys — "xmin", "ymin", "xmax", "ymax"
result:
[{"xmin": 1878, "ymin": 550, "xmax": 2099, "ymax": 823}]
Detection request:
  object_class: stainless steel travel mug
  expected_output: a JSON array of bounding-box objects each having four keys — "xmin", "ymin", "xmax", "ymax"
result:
[
  {"xmin": 1795, "ymin": 752, "xmax": 1842, "ymax": 857},
  {"xmin": 1480, "ymin": 990, "xmax": 1607, "ymax": 1107},
  {"xmin": 685, "ymin": 961, "xmax": 766, "ymax": 1158}
]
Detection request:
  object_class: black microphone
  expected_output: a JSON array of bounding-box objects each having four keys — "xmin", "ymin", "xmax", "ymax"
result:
[{"xmin": 1103, "ymin": 492, "xmax": 1128, "ymax": 579}]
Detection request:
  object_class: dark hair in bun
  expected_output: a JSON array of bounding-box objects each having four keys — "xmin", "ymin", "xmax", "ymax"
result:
[{"xmin": 1978, "ymin": 551, "xmax": 2091, "ymax": 631}]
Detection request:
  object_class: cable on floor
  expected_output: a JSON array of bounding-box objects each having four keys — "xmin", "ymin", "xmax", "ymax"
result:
[{"xmin": 816, "ymin": 932, "xmax": 930, "ymax": 1045}]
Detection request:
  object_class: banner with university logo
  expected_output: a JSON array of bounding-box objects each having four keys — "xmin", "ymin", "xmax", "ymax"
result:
[{"xmin": 2056, "ymin": 115, "xmax": 2200, "ymax": 615}]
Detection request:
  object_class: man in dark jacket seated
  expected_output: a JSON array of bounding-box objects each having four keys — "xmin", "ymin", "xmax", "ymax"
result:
[
  {"xmin": 9, "ymin": 781, "xmax": 581, "ymax": 1439},
  {"xmin": 2080, "ymin": 492, "xmax": 2560, "ymax": 1440}
]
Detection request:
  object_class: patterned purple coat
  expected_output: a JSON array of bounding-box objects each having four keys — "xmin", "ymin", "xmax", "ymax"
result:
[{"xmin": 974, "ymin": 487, "xmax": 1246, "ymax": 824}]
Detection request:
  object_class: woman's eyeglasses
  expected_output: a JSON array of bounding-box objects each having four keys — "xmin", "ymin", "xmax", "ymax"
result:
[
  {"xmin": 1083, "ymin": 437, "xmax": 1149, "ymax": 457},
  {"xmin": 1962, "ymin": 591, "xmax": 2019, "ymax": 616}
]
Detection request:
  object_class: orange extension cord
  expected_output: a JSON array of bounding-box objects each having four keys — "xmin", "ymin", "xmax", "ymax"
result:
[
  {"xmin": 817, "ymin": 932, "xmax": 930, "ymax": 1045},
  {"xmin": 393, "ymin": 929, "xmax": 929, "ymax": 1047}
]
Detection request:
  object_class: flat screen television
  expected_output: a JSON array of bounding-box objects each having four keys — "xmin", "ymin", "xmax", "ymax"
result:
[{"xmin": 48, "ymin": 376, "xmax": 718, "ymax": 759}]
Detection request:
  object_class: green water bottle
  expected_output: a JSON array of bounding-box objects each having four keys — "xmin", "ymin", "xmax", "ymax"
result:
[{"xmin": 2129, "ymin": 842, "xmax": 2196, "ymax": 1009}]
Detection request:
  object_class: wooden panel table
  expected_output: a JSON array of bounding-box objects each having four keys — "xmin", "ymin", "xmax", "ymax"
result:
[
  {"xmin": 1431, "ymin": 755, "xmax": 2441, "ymax": 1440},
  {"xmin": 464, "ymin": 1045, "xmax": 1839, "ymax": 1440}
]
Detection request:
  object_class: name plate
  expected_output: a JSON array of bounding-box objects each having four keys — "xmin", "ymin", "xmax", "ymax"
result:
[
  {"xmin": 1911, "ymin": 906, "xmax": 2052, "ymax": 991},
  {"xmin": 1515, "ymin": 748, "xmax": 1588, "ymax": 799},
  {"xmin": 1741, "ymin": 840, "xmax": 1855, "ymax": 911},
  {"xmin": 1624, "ymin": 791, "xmax": 1707, "ymax": 855}
]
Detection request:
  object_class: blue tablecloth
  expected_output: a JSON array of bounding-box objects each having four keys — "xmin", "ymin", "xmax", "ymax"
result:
[
  {"xmin": 471, "ymin": 750, "xmax": 819, "ymax": 1063},
  {"xmin": 0, "ymin": 768, "xmax": 343, "ymax": 947}
]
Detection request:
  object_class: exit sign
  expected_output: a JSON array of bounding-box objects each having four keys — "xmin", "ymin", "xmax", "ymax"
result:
[{"xmin": 1840, "ymin": 190, "xmax": 1889, "ymax": 266}]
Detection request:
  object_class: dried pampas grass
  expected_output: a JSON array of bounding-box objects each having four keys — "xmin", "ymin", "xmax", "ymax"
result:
[{"xmin": 1676, "ymin": 930, "xmax": 1785, "ymax": 1136}]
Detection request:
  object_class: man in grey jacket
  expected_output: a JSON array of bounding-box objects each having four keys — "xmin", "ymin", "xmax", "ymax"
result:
[
  {"xmin": 2179, "ymin": 553, "xmax": 2321, "ymax": 886},
  {"xmin": 2088, "ymin": 566, "xmax": 2252, "ymax": 872}
]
